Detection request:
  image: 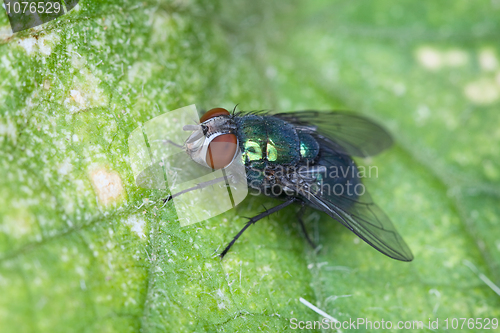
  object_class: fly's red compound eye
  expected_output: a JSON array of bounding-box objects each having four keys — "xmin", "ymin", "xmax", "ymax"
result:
[
  {"xmin": 206, "ymin": 134, "xmax": 237, "ymax": 169},
  {"xmin": 200, "ymin": 107, "xmax": 230, "ymax": 123},
  {"xmin": 199, "ymin": 108, "xmax": 236, "ymax": 169}
]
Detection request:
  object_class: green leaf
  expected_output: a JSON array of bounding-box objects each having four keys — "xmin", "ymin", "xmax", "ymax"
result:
[{"xmin": 1, "ymin": 0, "xmax": 499, "ymax": 332}]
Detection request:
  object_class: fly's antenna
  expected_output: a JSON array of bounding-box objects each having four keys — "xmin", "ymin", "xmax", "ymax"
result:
[
  {"xmin": 183, "ymin": 124, "xmax": 201, "ymax": 131},
  {"xmin": 183, "ymin": 114, "xmax": 203, "ymax": 130}
]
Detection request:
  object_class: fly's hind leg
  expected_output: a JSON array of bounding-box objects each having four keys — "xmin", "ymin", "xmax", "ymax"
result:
[
  {"xmin": 220, "ymin": 198, "xmax": 296, "ymax": 259},
  {"xmin": 297, "ymin": 203, "xmax": 318, "ymax": 250}
]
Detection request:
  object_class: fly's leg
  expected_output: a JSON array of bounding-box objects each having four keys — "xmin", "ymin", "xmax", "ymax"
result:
[
  {"xmin": 162, "ymin": 176, "xmax": 229, "ymax": 204},
  {"xmin": 297, "ymin": 203, "xmax": 318, "ymax": 250},
  {"xmin": 220, "ymin": 198, "xmax": 296, "ymax": 259},
  {"xmin": 164, "ymin": 139, "xmax": 183, "ymax": 148}
]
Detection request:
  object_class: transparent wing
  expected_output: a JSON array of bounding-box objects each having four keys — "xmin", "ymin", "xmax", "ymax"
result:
[
  {"xmin": 304, "ymin": 189, "xmax": 413, "ymax": 262},
  {"xmin": 296, "ymin": 149, "xmax": 413, "ymax": 262},
  {"xmin": 273, "ymin": 111, "xmax": 393, "ymax": 157}
]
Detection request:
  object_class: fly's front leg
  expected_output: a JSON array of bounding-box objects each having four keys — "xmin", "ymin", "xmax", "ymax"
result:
[{"xmin": 220, "ymin": 198, "xmax": 296, "ymax": 259}]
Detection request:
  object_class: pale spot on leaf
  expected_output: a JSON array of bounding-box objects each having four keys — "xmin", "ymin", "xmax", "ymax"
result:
[
  {"xmin": 90, "ymin": 168, "xmax": 125, "ymax": 206},
  {"xmin": 416, "ymin": 46, "xmax": 442, "ymax": 70},
  {"xmin": 464, "ymin": 78, "xmax": 500, "ymax": 105},
  {"xmin": 57, "ymin": 158, "xmax": 73, "ymax": 176},
  {"xmin": 70, "ymin": 90, "xmax": 86, "ymax": 107},
  {"xmin": 479, "ymin": 49, "xmax": 498, "ymax": 71},
  {"xmin": 17, "ymin": 38, "xmax": 37, "ymax": 55},
  {"xmin": 124, "ymin": 215, "xmax": 146, "ymax": 239},
  {"xmin": 16, "ymin": 33, "xmax": 60, "ymax": 56}
]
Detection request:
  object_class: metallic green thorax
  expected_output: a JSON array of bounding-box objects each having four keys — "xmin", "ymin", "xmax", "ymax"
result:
[{"xmin": 235, "ymin": 115, "xmax": 319, "ymax": 166}]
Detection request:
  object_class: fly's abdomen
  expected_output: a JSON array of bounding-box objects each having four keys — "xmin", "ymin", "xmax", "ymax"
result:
[
  {"xmin": 316, "ymin": 153, "xmax": 361, "ymax": 204},
  {"xmin": 297, "ymin": 132, "xmax": 319, "ymax": 162}
]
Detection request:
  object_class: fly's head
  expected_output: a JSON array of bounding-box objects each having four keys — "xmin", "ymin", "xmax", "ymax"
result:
[{"xmin": 184, "ymin": 108, "xmax": 239, "ymax": 170}]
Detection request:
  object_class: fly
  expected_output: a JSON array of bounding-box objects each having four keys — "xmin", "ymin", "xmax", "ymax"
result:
[{"xmin": 165, "ymin": 107, "xmax": 413, "ymax": 262}]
